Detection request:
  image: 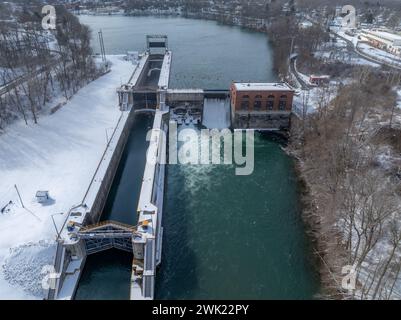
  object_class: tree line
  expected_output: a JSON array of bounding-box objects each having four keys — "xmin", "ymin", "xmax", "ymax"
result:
[
  {"xmin": 290, "ymin": 66, "xmax": 401, "ymax": 299},
  {"xmin": 0, "ymin": 4, "xmax": 98, "ymax": 130}
]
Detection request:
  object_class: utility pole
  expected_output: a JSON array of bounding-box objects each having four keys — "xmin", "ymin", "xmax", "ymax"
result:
[
  {"xmin": 14, "ymin": 184, "xmax": 25, "ymax": 208},
  {"xmin": 98, "ymin": 30, "xmax": 106, "ymax": 64},
  {"xmin": 105, "ymin": 127, "xmax": 113, "ymax": 144},
  {"xmin": 51, "ymin": 213, "xmax": 62, "ymax": 238}
]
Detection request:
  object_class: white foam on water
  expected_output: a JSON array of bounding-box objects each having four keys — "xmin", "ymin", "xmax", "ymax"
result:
[
  {"xmin": 175, "ymin": 125, "xmax": 234, "ymax": 196},
  {"xmin": 202, "ymin": 98, "xmax": 231, "ymax": 129}
]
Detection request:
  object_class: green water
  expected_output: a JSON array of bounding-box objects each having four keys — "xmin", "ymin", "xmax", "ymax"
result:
[
  {"xmin": 156, "ymin": 133, "xmax": 318, "ymax": 299},
  {"xmin": 74, "ymin": 15, "xmax": 319, "ymax": 300},
  {"xmin": 75, "ymin": 250, "xmax": 132, "ymax": 300}
]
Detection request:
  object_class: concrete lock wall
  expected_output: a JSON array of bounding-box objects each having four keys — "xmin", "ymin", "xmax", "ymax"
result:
[
  {"xmin": 133, "ymin": 109, "xmax": 168, "ymax": 300},
  {"xmin": 135, "ymin": 58, "xmax": 152, "ymax": 88},
  {"xmin": 154, "ymin": 114, "xmax": 168, "ymax": 266}
]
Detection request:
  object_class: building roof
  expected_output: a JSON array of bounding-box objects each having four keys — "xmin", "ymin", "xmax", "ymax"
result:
[
  {"xmin": 310, "ymin": 75, "xmax": 330, "ymax": 78},
  {"xmin": 36, "ymin": 190, "xmax": 49, "ymax": 197},
  {"xmin": 369, "ymin": 30, "xmax": 401, "ymax": 42},
  {"xmin": 232, "ymin": 82, "xmax": 293, "ymax": 92},
  {"xmin": 361, "ymin": 29, "xmax": 401, "ymax": 45}
]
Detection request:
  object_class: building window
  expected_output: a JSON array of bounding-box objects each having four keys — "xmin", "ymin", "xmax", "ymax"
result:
[
  {"xmin": 240, "ymin": 95, "xmax": 250, "ymax": 110},
  {"xmin": 279, "ymin": 95, "xmax": 287, "ymax": 111},
  {"xmin": 253, "ymin": 100, "xmax": 262, "ymax": 110},
  {"xmin": 241, "ymin": 101, "xmax": 249, "ymax": 110},
  {"xmin": 267, "ymin": 95, "xmax": 275, "ymax": 110},
  {"xmin": 253, "ymin": 95, "xmax": 262, "ymax": 111}
]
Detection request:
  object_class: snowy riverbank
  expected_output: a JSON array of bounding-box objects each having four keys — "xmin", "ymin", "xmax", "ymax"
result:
[{"xmin": 0, "ymin": 55, "xmax": 134, "ymax": 299}]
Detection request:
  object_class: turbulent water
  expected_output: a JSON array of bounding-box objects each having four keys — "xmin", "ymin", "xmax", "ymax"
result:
[{"xmin": 75, "ymin": 15, "xmax": 319, "ymax": 300}]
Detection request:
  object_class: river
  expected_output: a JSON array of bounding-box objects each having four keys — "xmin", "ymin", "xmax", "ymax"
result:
[{"xmin": 74, "ymin": 15, "xmax": 319, "ymax": 300}]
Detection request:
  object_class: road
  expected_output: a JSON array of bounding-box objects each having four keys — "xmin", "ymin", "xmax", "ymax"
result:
[{"xmin": 289, "ymin": 56, "xmax": 311, "ymax": 90}]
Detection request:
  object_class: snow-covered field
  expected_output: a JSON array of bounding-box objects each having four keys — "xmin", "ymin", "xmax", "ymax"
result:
[{"xmin": 0, "ymin": 55, "xmax": 133, "ymax": 299}]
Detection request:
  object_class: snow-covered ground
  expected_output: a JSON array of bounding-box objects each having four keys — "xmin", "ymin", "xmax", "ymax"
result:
[
  {"xmin": 334, "ymin": 28, "xmax": 359, "ymax": 47},
  {"xmin": 293, "ymin": 83, "xmax": 339, "ymax": 116},
  {"xmin": 0, "ymin": 55, "xmax": 133, "ymax": 299}
]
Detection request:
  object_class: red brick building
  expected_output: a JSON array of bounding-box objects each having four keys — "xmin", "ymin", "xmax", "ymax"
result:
[{"xmin": 230, "ymin": 82, "xmax": 294, "ymax": 129}]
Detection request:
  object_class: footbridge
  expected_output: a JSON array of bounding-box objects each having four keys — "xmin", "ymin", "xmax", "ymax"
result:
[{"xmin": 76, "ymin": 220, "xmax": 140, "ymax": 254}]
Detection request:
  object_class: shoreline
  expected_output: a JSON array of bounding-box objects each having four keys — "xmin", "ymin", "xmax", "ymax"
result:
[
  {"xmin": 285, "ymin": 143, "xmax": 344, "ymax": 299},
  {"xmin": 77, "ymin": 11, "xmax": 268, "ymax": 33}
]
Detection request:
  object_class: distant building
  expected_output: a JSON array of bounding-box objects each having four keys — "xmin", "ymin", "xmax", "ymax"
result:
[
  {"xmin": 36, "ymin": 191, "xmax": 49, "ymax": 203},
  {"xmin": 359, "ymin": 29, "xmax": 401, "ymax": 56},
  {"xmin": 309, "ymin": 75, "xmax": 330, "ymax": 86},
  {"xmin": 230, "ymin": 82, "xmax": 294, "ymax": 130}
]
